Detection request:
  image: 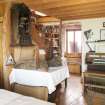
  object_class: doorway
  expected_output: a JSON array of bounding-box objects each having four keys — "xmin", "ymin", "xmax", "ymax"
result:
[{"xmin": 66, "ymin": 29, "xmax": 82, "ymax": 74}]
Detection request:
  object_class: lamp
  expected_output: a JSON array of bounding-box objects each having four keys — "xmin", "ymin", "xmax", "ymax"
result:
[{"xmin": 6, "ymin": 55, "xmax": 15, "ymax": 65}]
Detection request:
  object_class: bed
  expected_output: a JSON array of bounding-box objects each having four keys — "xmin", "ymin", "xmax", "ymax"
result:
[
  {"xmin": 9, "ymin": 46, "xmax": 69, "ymax": 101},
  {"xmin": 0, "ymin": 89, "xmax": 55, "ymax": 105}
]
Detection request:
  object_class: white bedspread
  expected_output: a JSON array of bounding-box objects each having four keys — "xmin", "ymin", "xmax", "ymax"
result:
[
  {"xmin": 0, "ymin": 89, "xmax": 55, "ymax": 105},
  {"xmin": 9, "ymin": 65, "xmax": 69, "ymax": 94},
  {"xmin": 49, "ymin": 66, "xmax": 69, "ymax": 86}
]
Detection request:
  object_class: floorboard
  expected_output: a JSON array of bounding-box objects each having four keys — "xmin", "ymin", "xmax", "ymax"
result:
[{"xmin": 49, "ymin": 74, "xmax": 87, "ymax": 105}]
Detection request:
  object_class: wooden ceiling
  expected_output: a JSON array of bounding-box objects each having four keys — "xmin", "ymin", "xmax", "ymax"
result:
[{"xmin": 1, "ymin": 0, "xmax": 105, "ymax": 20}]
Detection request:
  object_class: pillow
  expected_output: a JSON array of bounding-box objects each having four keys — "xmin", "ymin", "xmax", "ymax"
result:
[
  {"xmin": 48, "ymin": 56, "xmax": 62, "ymax": 67},
  {"xmin": 14, "ymin": 59, "xmax": 38, "ymax": 70},
  {"xmin": 13, "ymin": 46, "xmax": 35, "ymax": 63}
]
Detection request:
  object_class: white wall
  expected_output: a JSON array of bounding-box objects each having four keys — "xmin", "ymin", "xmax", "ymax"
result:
[{"xmin": 63, "ymin": 18, "xmax": 105, "ymax": 71}]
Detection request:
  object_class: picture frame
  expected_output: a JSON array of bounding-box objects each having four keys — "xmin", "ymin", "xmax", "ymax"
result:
[{"xmin": 100, "ymin": 29, "xmax": 105, "ymax": 40}]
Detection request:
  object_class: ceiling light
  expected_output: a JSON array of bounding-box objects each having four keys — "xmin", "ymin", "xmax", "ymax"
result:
[{"xmin": 35, "ymin": 11, "xmax": 47, "ymax": 16}]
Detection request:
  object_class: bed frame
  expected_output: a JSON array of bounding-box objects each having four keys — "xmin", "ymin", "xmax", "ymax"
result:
[
  {"xmin": 9, "ymin": 46, "xmax": 68, "ymax": 101},
  {"xmin": 11, "ymin": 78, "xmax": 67, "ymax": 101},
  {"xmin": 11, "ymin": 84, "xmax": 48, "ymax": 101}
]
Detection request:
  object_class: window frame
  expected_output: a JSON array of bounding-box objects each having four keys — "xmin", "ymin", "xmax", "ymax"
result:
[{"xmin": 66, "ymin": 29, "xmax": 81, "ymax": 53}]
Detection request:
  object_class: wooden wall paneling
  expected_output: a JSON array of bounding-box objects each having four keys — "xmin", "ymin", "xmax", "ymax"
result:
[
  {"xmin": 0, "ymin": 2, "xmax": 6, "ymax": 88},
  {"xmin": 0, "ymin": 17, "xmax": 3, "ymax": 88},
  {"xmin": 2, "ymin": 2, "xmax": 13, "ymax": 90},
  {"xmin": 0, "ymin": 2, "xmax": 5, "ymax": 16}
]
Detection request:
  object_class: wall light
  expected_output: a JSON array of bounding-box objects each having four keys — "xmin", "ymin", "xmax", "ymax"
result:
[{"xmin": 6, "ymin": 55, "xmax": 15, "ymax": 65}]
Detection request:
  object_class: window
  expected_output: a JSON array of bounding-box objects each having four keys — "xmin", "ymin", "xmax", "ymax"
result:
[{"xmin": 66, "ymin": 30, "xmax": 82, "ymax": 53}]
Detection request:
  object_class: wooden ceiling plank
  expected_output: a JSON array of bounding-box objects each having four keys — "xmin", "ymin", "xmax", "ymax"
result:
[
  {"xmin": 0, "ymin": 0, "xmax": 58, "ymax": 5},
  {"xmin": 42, "ymin": 1, "xmax": 105, "ymax": 15},
  {"xmin": 21, "ymin": 0, "xmax": 60, "ymax": 5},
  {"xmin": 47, "ymin": 8, "xmax": 105, "ymax": 17},
  {"xmin": 57, "ymin": 11, "xmax": 105, "ymax": 18},
  {"xmin": 62, "ymin": 15, "xmax": 105, "ymax": 20},
  {"xmin": 59, "ymin": 13, "xmax": 105, "ymax": 20},
  {"xmin": 27, "ymin": 0, "xmax": 104, "ymax": 10},
  {"xmin": 1, "ymin": 0, "xmax": 105, "ymax": 21}
]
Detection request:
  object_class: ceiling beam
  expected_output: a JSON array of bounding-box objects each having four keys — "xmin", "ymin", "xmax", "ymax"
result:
[{"xmin": 37, "ymin": 16, "xmax": 60, "ymax": 23}]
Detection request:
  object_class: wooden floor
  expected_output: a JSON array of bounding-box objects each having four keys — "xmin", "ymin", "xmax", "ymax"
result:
[{"xmin": 50, "ymin": 74, "xmax": 87, "ymax": 105}]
